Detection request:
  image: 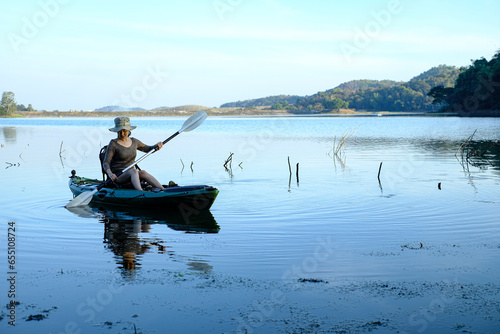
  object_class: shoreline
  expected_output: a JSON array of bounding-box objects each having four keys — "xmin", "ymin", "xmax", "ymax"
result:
[
  {"xmin": 3, "ymin": 108, "xmax": 499, "ymax": 118},
  {"xmin": 1, "ymin": 109, "xmax": 463, "ymax": 118}
]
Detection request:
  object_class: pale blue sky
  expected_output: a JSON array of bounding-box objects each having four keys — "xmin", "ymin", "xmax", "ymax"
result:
[{"xmin": 1, "ymin": 0, "xmax": 499, "ymax": 111}]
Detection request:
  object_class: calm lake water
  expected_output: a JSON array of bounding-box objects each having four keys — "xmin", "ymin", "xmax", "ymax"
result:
[{"xmin": 1, "ymin": 115, "xmax": 499, "ymax": 332}]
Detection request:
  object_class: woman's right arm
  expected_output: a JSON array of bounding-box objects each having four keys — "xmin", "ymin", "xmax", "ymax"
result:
[{"xmin": 102, "ymin": 142, "xmax": 118, "ymax": 181}]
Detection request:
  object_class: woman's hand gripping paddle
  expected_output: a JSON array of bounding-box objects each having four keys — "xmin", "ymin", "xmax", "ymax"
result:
[{"xmin": 65, "ymin": 110, "xmax": 208, "ymax": 208}]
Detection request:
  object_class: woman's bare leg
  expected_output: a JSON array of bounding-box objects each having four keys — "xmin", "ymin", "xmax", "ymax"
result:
[
  {"xmin": 116, "ymin": 168, "xmax": 143, "ymax": 190},
  {"xmin": 139, "ymin": 170, "xmax": 164, "ymax": 189}
]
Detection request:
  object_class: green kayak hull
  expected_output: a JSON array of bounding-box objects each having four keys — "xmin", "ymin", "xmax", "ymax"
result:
[{"xmin": 69, "ymin": 176, "xmax": 219, "ymax": 210}]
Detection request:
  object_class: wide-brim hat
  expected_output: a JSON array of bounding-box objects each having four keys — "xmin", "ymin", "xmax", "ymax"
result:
[{"xmin": 109, "ymin": 117, "xmax": 137, "ymax": 132}]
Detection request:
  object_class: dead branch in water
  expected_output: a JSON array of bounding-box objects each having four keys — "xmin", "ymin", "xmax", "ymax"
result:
[
  {"xmin": 5, "ymin": 162, "xmax": 20, "ymax": 169},
  {"xmin": 377, "ymin": 162, "xmax": 383, "ymax": 193},
  {"xmin": 328, "ymin": 126, "xmax": 359, "ymax": 157},
  {"xmin": 59, "ymin": 141, "xmax": 65, "ymax": 157},
  {"xmin": 224, "ymin": 152, "xmax": 234, "ymax": 178},
  {"xmin": 296, "ymin": 162, "xmax": 299, "ymax": 184},
  {"xmin": 19, "ymin": 144, "xmax": 28, "ymax": 161},
  {"xmin": 224, "ymin": 152, "xmax": 234, "ymax": 170},
  {"xmin": 456, "ymin": 130, "xmax": 494, "ymax": 170}
]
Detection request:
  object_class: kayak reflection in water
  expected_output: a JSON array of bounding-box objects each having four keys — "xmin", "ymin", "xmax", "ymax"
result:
[
  {"xmin": 66, "ymin": 204, "xmax": 220, "ymax": 274},
  {"xmin": 102, "ymin": 117, "xmax": 165, "ymax": 191}
]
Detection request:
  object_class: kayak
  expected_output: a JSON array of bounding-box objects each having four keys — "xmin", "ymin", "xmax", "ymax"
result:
[{"xmin": 69, "ymin": 175, "xmax": 219, "ymax": 210}]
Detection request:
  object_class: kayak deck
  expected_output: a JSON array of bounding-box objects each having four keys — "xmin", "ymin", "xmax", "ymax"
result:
[{"xmin": 69, "ymin": 176, "xmax": 218, "ymax": 210}]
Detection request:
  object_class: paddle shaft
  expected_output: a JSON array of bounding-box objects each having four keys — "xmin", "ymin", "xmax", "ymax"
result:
[{"xmin": 119, "ymin": 131, "xmax": 180, "ymax": 175}]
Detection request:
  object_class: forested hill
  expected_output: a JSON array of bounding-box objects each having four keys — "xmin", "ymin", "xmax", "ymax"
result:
[
  {"xmin": 315, "ymin": 64, "xmax": 460, "ymax": 112},
  {"xmin": 220, "ymin": 65, "xmax": 461, "ymax": 112},
  {"xmin": 220, "ymin": 95, "xmax": 302, "ymax": 108},
  {"xmin": 333, "ymin": 79, "xmax": 400, "ymax": 91}
]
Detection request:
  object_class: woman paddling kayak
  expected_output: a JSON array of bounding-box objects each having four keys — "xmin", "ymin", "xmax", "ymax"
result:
[{"xmin": 102, "ymin": 117, "xmax": 165, "ymax": 191}]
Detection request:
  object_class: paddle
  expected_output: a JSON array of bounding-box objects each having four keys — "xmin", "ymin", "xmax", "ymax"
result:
[{"xmin": 65, "ymin": 110, "xmax": 208, "ymax": 208}]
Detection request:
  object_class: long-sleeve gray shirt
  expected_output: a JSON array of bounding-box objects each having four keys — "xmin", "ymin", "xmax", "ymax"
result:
[{"xmin": 102, "ymin": 138, "xmax": 155, "ymax": 174}]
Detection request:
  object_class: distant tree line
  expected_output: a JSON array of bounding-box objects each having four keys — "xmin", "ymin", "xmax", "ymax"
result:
[
  {"xmin": 17, "ymin": 103, "xmax": 35, "ymax": 111},
  {"xmin": 428, "ymin": 51, "xmax": 500, "ymax": 112}
]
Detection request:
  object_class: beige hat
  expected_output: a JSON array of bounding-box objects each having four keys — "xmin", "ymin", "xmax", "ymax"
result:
[{"xmin": 109, "ymin": 117, "xmax": 137, "ymax": 132}]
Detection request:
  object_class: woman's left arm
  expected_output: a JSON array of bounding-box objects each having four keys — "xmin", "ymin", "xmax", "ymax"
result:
[{"xmin": 135, "ymin": 138, "xmax": 162, "ymax": 152}]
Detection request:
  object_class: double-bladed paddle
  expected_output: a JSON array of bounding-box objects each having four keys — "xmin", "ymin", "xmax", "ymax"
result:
[{"xmin": 65, "ymin": 110, "xmax": 208, "ymax": 208}]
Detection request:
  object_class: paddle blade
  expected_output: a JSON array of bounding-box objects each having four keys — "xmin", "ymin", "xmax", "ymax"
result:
[
  {"xmin": 179, "ymin": 110, "xmax": 207, "ymax": 133},
  {"xmin": 65, "ymin": 189, "xmax": 97, "ymax": 208}
]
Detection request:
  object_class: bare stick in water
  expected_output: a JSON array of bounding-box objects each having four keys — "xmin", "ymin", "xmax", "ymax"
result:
[
  {"xmin": 378, "ymin": 162, "xmax": 383, "ymax": 181},
  {"xmin": 224, "ymin": 152, "xmax": 234, "ymax": 169},
  {"xmin": 296, "ymin": 162, "xmax": 299, "ymax": 184},
  {"xmin": 59, "ymin": 141, "xmax": 64, "ymax": 157}
]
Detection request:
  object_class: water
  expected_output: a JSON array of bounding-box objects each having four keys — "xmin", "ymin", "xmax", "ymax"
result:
[{"xmin": 1, "ymin": 115, "xmax": 499, "ymax": 332}]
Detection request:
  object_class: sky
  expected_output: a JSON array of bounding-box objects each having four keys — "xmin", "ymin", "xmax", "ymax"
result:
[{"xmin": 1, "ymin": 0, "xmax": 499, "ymax": 111}]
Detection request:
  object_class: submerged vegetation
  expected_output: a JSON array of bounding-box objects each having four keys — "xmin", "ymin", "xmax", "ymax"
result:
[
  {"xmin": 328, "ymin": 126, "xmax": 359, "ymax": 157},
  {"xmin": 455, "ymin": 130, "xmax": 497, "ymax": 171}
]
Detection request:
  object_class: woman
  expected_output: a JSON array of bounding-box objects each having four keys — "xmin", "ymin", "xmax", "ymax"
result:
[{"xmin": 102, "ymin": 117, "xmax": 165, "ymax": 191}]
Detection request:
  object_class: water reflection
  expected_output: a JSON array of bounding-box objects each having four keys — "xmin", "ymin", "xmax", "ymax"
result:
[
  {"xmin": 103, "ymin": 217, "xmax": 154, "ymax": 271},
  {"xmin": 1, "ymin": 126, "xmax": 17, "ymax": 143},
  {"xmin": 354, "ymin": 137, "xmax": 500, "ymax": 174},
  {"xmin": 67, "ymin": 205, "xmax": 219, "ymax": 275}
]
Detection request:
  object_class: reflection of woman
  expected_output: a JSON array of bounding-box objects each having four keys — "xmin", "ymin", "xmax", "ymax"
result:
[
  {"xmin": 103, "ymin": 218, "xmax": 152, "ymax": 271},
  {"xmin": 103, "ymin": 117, "xmax": 165, "ymax": 191}
]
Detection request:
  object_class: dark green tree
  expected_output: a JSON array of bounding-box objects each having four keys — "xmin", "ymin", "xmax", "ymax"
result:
[
  {"xmin": 428, "ymin": 86, "xmax": 454, "ymax": 105},
  {"xmin": 428, "ymin": 51, "xmax": 500, "ymax": 112}
]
